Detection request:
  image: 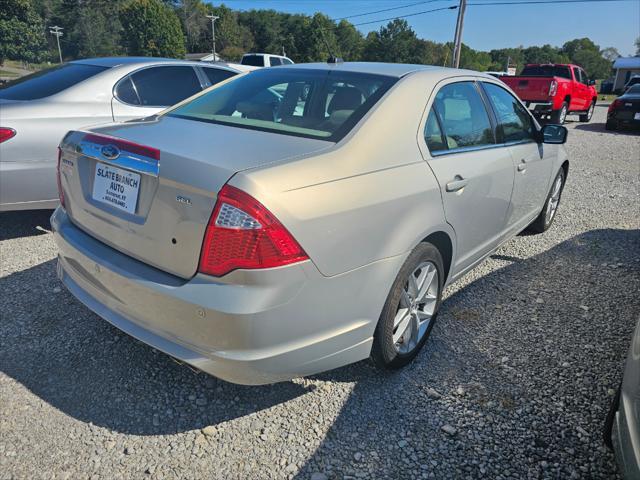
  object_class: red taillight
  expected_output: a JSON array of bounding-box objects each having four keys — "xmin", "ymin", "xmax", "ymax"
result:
[
  {"xmin": 548, "ymin": 80, "xmax": 558, "ymax": 97},
  {"xmin": 609, "ymin": 99, "xmax": 623, "ymax": 112},
  {"xmin": 56, "ymin": 147, "xmax": 65, "ymax": 208},
  {"xmin": 0, "ymin": 128, "xmax": 16, "ymax": 143},
  {"xmin": 82, "ymin": 132, "xmax": 160, "ymax": 161},
  {"xmin": 198, "ymin": 185, "xmax": 308, "ymax": 277}
]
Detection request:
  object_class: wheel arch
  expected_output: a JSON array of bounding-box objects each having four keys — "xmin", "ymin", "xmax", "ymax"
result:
[
  {"xmin": 422, "ymin": 230, "xmax": 454, "ymax": 284},
  {"xmin": 561, "ymin": 159, "xmax": 569, "ymax": 180}
]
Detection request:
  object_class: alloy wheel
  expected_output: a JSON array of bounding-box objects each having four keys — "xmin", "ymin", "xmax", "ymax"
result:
[
  {"xmin": 392, "ymin": 261, "xmax": 439, "ymax": 355},
  {"xmin": 545, "ymin": 174, "xmax": 563, "ymax": 225}
]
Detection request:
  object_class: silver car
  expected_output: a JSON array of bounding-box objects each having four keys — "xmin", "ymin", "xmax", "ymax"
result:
[
  {"xmin": 52, "ymin": 62, "xmax": 569, "ymax": 385},
  {"xmin": 0, "ymin": 57, "xmax": 248, "ymax": 211}
]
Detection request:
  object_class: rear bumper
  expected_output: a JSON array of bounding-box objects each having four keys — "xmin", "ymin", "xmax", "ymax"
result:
[
  {"xmin": 525, "ymin": 102, "xmax": 554, "ymax": 113},
  {"xmin": 608, "ymin": 110, "xmax": 640, "ymax": 126},
  {"xmin": 51, "ymin": 207, "xmax": 403, "ymax": 384}
]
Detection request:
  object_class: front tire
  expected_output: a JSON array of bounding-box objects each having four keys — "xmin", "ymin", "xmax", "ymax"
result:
[
  {"xmin": 550, "ymin": 102, "xmax": 568, "ymax": 124},
  {"xmin": 579, "ymin": 101, "xmax": 595, "ymax": 122},
  {"xmin": 371, "ymin": 242, "xmax": 444, "ymax": 369},
  {"xmin": 527, "ymin": 168, "xmax": 565, "ymax": 234}
]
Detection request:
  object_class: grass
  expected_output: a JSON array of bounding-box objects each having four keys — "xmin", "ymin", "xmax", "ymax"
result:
[
  {"xmin": 4, "ymin": 59, "xmax": 53, "ymax": 71},
  {"xmin": 598, "ymin": 94, "xmax": 617, "ymax": 103},
  {"xmin": 0, "ymin": 69, "xmax": 19, "ymax": 77}
]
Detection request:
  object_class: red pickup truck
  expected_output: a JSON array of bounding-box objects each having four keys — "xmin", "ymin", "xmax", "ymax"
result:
[{"xmin": 501, "ymin": 64, "xmax": 598, "ymax": 124}]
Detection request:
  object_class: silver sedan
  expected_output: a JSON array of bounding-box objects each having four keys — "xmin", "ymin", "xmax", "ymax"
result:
[
  {"xmin": 0, "ymin": 57, "xmax": 249, "ymax": 211},
  {"xmin": 52, "ymin": 62, "xmax": 569, "ymax": 384}
]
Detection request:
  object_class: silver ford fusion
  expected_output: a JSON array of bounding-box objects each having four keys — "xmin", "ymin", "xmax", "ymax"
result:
[
  {"xmin": 52, "ymin": 62, "xmax": 569, "ymax": 385},
  {"xmin": 0, "ymin": 57, "xmax": 248, "ymax": 211}
]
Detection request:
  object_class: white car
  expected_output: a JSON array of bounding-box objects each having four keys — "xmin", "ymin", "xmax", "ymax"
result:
[
  {"xmin": 240, "ymin": 53, "xmax": 294, "ymax": 67},
  {"xmin": 0, "ymin": 57, "xmax": 245, "ymax": 211}
]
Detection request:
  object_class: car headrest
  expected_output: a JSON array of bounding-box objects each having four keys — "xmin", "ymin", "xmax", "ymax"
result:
[{"xmin": 328, "ymin": 87, "xmax": 363, "ymax": 114}]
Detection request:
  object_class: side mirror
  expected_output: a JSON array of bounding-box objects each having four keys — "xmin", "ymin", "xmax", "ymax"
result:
[
  {"xmin": 539, "ymin": 124, "xmax": 568, "ymax": 144},
  {"xmin": 589, "ymin": 79, "xmax": 596, "ymax": 86}
]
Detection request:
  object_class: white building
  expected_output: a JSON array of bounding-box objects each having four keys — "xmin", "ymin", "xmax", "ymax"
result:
[{"xmin": 613, "ymin": 56, "xmax": 640, "ymax": 91}]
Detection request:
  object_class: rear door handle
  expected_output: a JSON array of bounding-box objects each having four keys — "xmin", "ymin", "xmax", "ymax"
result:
[
  {"xmin": 446, "ymin": 176, "xmax": 468, "ymax": 192},
  {"xmin": 517, "ymin": 160, "xmax": 527, "ymax": 172}
]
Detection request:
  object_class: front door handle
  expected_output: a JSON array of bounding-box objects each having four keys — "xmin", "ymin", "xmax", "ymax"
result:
[
  {"xmin": 446, "ymin": 176, "xmax": 468, "ymax": 192},
  {"xmin": 517, "ymin": 159, "xmax": 527, "ymax": 172}
]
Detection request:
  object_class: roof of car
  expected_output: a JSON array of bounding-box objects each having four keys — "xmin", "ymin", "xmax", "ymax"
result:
[
  {"xmin": 278, "ymin": 62, "xmax": 468, "ymax": 78},
  {"xmin": 71, "ymin": 57, "xmax": 199, "ymax": 68}
]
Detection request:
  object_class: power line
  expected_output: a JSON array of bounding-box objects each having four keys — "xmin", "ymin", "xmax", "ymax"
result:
[
  {"xmin": 468, "ymin": 0, "xmax": 638, "ymax": 4},
  {"xmin": 350, "ymin": 5, "xmax": 458, "ymax": 27},
  {"xmin": 334, "ymin": 0, "xmax": 451, "ymax": 21},
  {"xmin": 332, "ymin": 0, "xmax": 635, "ymax": 30}
]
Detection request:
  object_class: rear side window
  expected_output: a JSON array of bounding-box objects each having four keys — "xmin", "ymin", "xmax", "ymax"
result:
[
  {"xmin": 424, "ymin": 108, "xmax": 447, "ymax": 153},
  {"xmin": 115, "ymin": 76, "xmax": 140, "ymax": 105},
  {"xmin": 201, "ymin": 68, "xmax": 236, "ymax": 87},
  {"xmin": 431, "ymin": 82, "xmax": 494, "ymax": 150},
  {"xmin": 241, "ymin": 55, "xmax": 265, "ymax": 67},
  {"xmin": 130, "ymin": 66, "xmax": 201, "ymax": 107},
  {"xmin": 0, "ymin": 63, "xmax": 108, "ymax": 100},
  {"xmin": 481, "ymin": 82, "xmax": 535, "ymax": 143}
]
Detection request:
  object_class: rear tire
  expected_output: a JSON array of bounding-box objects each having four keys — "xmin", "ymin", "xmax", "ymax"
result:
[
  {"xmin": 579, "ymin": 101, "xmax": 595, "ymax": 122},
  {"xmin": 527, "ymin": 168, "xmax": 565, "ymax": 234},
  {"xmin": 550, "ymin": 102, "xmax": 568, "ymax": 124},
  {"xmin": 605, "ymin": 119, "xmax": 617, "ymax": 131},
  {"xmin": 371, "ymin": 242, "xmax": 444, "ymax": 370}
]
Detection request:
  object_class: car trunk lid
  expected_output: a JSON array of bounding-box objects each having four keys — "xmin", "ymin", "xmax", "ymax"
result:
[{"xmin": 59, "ymin": 115, "xmax": 331, "ymax": 278}]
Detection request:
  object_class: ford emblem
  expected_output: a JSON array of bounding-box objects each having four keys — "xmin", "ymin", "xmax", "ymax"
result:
[{"xmin": 101, "ymin": 144, "xmax": 120, "ymax": 160}]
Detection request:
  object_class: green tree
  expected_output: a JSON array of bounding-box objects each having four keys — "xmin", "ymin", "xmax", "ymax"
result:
[
  {"xmin": 363, "ymin": 19, "xmax": 423, "ymax": 63},
  {"xmin": 0, "ymin": 0, "xmax": 49, "ymax": 64},
  {"xmin": 601, "ymin": 47, "xmax": 620, "ymax": 62},
  {"xmin": 561, "ymin": 38, "xmax": 611, "ymax": 79},
  {"xmin": 334, "ymin": 20, "xmax": 364, "ymax": 61},
  {"xmin": 120, "ymin": 0, "xmax": 185, "ymax": 58}
]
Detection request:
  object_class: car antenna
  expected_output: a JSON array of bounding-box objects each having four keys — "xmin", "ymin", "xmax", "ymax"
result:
[{"xmin": 318, "ymin": 26, "xmax": 343, "ymax": 64}]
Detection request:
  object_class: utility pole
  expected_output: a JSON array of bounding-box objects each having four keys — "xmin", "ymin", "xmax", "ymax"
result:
[
  {"xmin": 49, "ymin": 26, "xmax": 63, "ymax": 64},
  {"xmin": 206, "ymin": 14, "xmax": 219, "ymax": 61},
  {"xmin": 452, "ymin": 0, "xmax": 466, "ymax": 68}
]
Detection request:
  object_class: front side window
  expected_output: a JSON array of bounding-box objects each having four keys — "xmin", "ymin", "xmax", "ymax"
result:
[
  {"xmin": 431, "ymin": 82, "xmax": 494, "ymax": 150},
  {"xmin": 282, "ymin": 58, "xmax": 294, "ymax": 65},
  {"xmin": 130, "ymin": 66, "xmax": 201, "ymax": 107},
  {"xmin": 168, "ymin": 68, "xmax": 396, "ymax": 142},
  {"xmin": 270, "ymin": 57, "xmax": 282, "ymax": 66},
  {"xmin": 579, "ymin": 69, "xmax": 589, "ymax": 85},
  {"xmin": 482, "ymin": 82, "xmax": 535, "ymax": 143},
  {"xmin": 0, "ymin": 63, "xmax": 108, "ymax": 100}
]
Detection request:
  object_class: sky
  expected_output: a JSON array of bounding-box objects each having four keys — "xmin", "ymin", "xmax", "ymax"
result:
[{"xmin": 213, "ymin": 0, "xmax": 640, "ymax": 56}]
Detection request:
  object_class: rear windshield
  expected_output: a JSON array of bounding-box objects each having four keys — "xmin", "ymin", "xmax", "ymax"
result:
[
  {"xmin": 520, "ymin": 65, "xmax": 572, "ymax": 80},
  {"xmin": 241, "ymin": 55, "xmax": 265, "ymax": 67},
  {"xmin": 0, "ymin": 63, "xmax": 109, "ymax": 100},
  {"xmin": 168, "ymin": 68, "xmax": 397, "ymax": 142},
  {"xmin": 627, "ymin": 84, "xmax": 640, "ymax": 94}
]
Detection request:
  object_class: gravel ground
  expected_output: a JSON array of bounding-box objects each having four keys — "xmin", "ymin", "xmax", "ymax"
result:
[{"xmin": 1, "ymin": 105, "xmax": 639, "ymax": 480}]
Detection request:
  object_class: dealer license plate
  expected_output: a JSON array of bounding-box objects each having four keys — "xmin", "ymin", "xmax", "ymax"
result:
[{"xmin": 92, "ymin": 163, "xmax": 140, "ymax": 214}]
